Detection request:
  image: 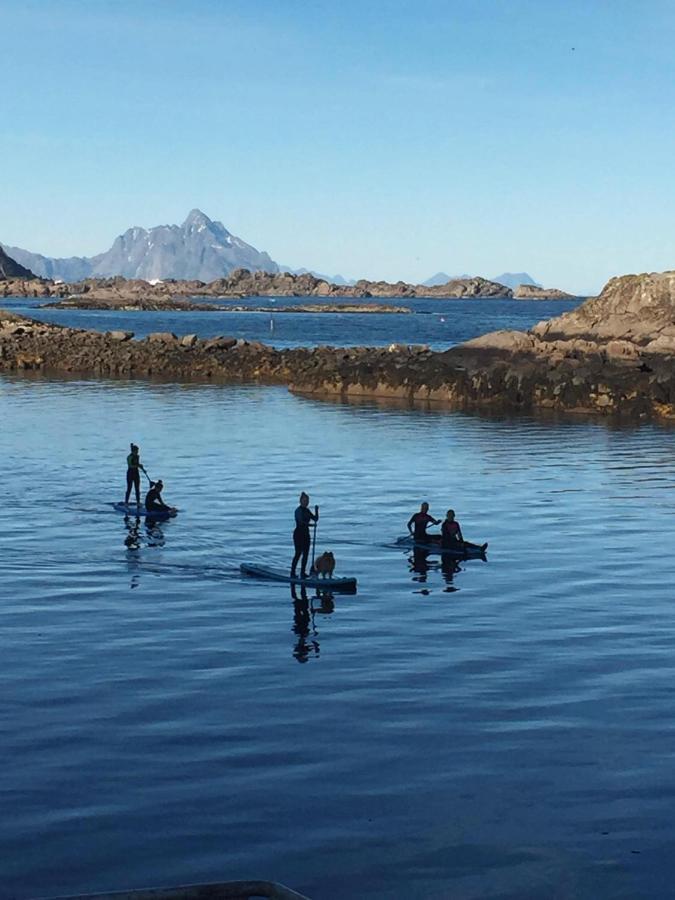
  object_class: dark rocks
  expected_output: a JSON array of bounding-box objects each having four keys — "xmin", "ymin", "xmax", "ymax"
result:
[{"xmin": 3, "ymin": 269, "xmax": 675, "ymax": 420}]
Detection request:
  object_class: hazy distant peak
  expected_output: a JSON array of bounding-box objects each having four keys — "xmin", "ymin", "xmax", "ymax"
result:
[{"xmin": 491, "ymin": 272, "xmax": 540, "ymax": 289}]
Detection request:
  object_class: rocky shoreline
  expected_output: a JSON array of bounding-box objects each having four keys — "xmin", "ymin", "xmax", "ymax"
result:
[
  {"xmin": 2, "ymin": 270, "xmax": 675, "ymax": 419},
  {"xmin": 42, "ymin": 297, "xmax": 410, "ymax": 314},
  {"xmin": 0, "ymin": 269, "xmax": 573, "ymax": 302}
]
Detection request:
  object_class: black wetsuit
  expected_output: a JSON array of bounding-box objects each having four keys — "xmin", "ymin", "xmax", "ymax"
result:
[
  {"xmin": 441, "ymin": 519, "xmax": 462, "ymax": 549},
  {"xmin": 125, "ymin": 450, "xmax": 142, "ymax": 504},
  {"xmin": 291, "ymin": 505, "xmax": 317, "ymax": 576},
  {"xmin": 407, "ymin": 511, "xmax": 437, "ymax": 545},
  {"xmin": 145, "ymin": 486, "xmax": 168, "ymax": 512}
]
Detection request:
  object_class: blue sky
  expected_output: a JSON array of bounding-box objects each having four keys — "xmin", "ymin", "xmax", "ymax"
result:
[{"xmin": 2, "ymin": 0, "xmax": 675, "ymax": 293}]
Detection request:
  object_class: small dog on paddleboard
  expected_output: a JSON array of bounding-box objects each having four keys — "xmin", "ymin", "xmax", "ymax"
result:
[{"xmin": 312, "ymin": 551, "xmax": 336, "ymax": 579}]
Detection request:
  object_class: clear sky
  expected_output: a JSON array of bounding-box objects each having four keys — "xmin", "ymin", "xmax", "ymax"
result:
[{"xmin": 2, "ymin": 0, "xmax": 675, "ymax": 293}]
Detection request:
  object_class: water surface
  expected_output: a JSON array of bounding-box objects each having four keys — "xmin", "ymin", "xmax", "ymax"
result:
[{"xmin": 2, "ymin": 376, "xmax": 674, "ymax": 899}]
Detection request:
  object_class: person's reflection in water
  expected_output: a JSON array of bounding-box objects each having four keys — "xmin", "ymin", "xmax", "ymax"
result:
[
  {"xmin": 441, "ymin": 555, "xmax": 461, "ymax": 593},
  {"xmin": 145, "ymin": 517, "xmax": 165, "ymax": 548},
  {"xmin": 124, "ymin": 515, "xmax": 141, "ymax": 551},
  {"xmin": 410, "ymin": 547, "xmax": 430, "ymax": 582},
  {"xmin": 291, "ymin": 584, "xmax": 320, "ymax": 663}
]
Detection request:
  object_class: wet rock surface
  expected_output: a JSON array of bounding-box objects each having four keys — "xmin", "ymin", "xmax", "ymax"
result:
[{"xmin": 3, "ymin": 270, "xmax": 675, "ymax": 419}]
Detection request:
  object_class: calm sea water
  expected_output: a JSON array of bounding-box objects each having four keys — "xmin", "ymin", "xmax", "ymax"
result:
[
  {"xmin": 2, "ymin": 371, "xmax": 675, "ymax": 899},
  {"xmin": 3, "ymin": 295, "xmax": 580, "ymax": 350}
]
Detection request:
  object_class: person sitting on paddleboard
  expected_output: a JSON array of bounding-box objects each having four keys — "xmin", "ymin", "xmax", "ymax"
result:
[
  {"xmin": 144, "ymin": 479, "xmax": 173, "ymax": 513},
  {"xmin": 407, "ymin": 502, "xmax": 440, "ymax": 545},
  {"xmin": 291, "ymin": 492, "xmax": 319, "ymax": 579},
  {"xmin": 125, "ymin": 443, "xmax": 147, "ymax": 506},
  {"xmin": 441, "ymin": 509, "xmax": 487, "ymax": 553}
]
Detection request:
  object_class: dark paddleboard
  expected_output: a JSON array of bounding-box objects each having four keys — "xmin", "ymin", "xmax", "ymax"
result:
[
  {"xmin": 112, "ymin": 502, "xmax": 178, "ymax": 518},
  {"xmin": 395, "ymin": 535, "xmax": 486, "ymax": 558},
  {"xmin": 240, "ymin": 562, "xmax": 357, "ymax": 592}
]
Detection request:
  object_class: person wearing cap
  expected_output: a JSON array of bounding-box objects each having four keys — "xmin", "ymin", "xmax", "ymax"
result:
[
  {"xmin": 125, "ymin": 442, "xmax": 147, "ymax": 506},
  {"xmin": 144, "ymin": 479, "xmax": 172, "ymax": 513}
]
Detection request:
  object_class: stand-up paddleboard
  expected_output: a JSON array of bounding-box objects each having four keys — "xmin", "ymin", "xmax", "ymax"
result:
[
  {"xmin": 112, "ymin": 502, "xmax": 178, "ymax": 518},
  {"xmin": 240, "ymin": 562, "xmax": 357, "ymax": 592},
  {"xmin": 395, "ymin": 535, "xmax": 486, "ymax": 558}
]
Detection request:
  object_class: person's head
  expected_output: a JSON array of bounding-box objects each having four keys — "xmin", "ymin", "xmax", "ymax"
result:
[
  {"xmin": 155, "ymin": 479, "xmax": 163, "ymax": 491},
  {"xmin": 299, "ymin": 491, "xmax": 309, "ymax": 507},
  {"xmin": 420, "ymin": 502, "xmax": 429, "ymax": 513},
  {"xmin": 131, "ymin": 443, "xmax": 138, "ymax": 452},
  {"xmin": 446, "ymin": 509, "xmax": 455, "ymax": 520}
]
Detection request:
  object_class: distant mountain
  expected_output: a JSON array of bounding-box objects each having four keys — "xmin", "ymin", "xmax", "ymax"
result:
[
  {"xmin": 2, "ymin": 209, "xmax": 280, "ymax": 282},
  {"xmin": 283, "ymin": 266, "xmax": 354, "ymax": 286},
  {"xmin": 423, "ymin": 272, "xmax": 471, "ymax": 287},
  {"xmin": 0, "ymin": 245, "xmax": 35, "ymax": 280},
  {"xmin": 491, "ymin": 272, "xmax": 540, "ymax": 290},
  {"xmin": 1, "ymin": 245, "xmax": 92, "ymax": 281}
]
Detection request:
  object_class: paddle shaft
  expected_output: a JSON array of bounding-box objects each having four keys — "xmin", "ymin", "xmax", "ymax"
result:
[{"xmin": 310, "ymin": 506, "xmax": 318, "ymax": 570}]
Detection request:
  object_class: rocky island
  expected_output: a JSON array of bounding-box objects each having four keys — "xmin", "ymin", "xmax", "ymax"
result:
[
  {"xmin": 1, "ymin": 270, "xmax": 675, "ymax": 419},
  {"xmin": 42, "ymin": 297, "xmax": 409, "ymax": 314}
]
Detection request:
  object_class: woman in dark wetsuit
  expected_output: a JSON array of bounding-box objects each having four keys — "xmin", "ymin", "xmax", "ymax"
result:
[
  {"xmin": 407, "ymin": 502, "xmax": 441, "ymax": 546},
  {"xmin": 125, "ymin": 443, "xmax": 147, "ymax": 506},
  {"xmin": 441, "ymin": 509, "xmax": 487, "ymax": 553},
  {"xmin": 144, "ymin": 479, "xmax": 173, "ymax": 513},
  {"xmin": 291, "ymin": 492, "xmax": 319, "ymax": 579}
]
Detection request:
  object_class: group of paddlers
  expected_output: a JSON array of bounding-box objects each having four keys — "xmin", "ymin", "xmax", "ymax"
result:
[
  {"xmin": 123, "ymin": 445, "xmax": 485, "ymax": 565},
  {"xmin": 407, "ymin": 502, "xmax": 487, "ymax": 553},
  {"xmin": 123, "ymin": 443, "xmax": 174, "ymax": 513}
]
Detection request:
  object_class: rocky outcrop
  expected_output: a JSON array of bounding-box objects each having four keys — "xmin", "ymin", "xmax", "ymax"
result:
[
  {"xmin": 513, "ymin": 284, "xmax": 575, "ymax": 300},
  {"xmin": 0, "ymin": 247, "xmax": 36, "ymax": 281},
  {"xmin": 5, "ymin": 270, "xmax": 675, "ymax": 420},
  {"xmin": 44, "ymin": 296, "xmax": 409, "ymax": 314},
  {"xmin": 0, "ymin": 270, "xmax": 514, "ymax": 302}
]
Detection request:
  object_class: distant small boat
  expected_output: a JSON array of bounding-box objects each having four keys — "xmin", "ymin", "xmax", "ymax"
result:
[
  {"xmin": 240, "ymin": 562, "xmax": 357, "ymax": 592},
  {"xmin": 395, "ymin": 535, "xmax": 486, "ymax": 558},
  {"xmin": 112, "ymin": 502, "xmax": 178, "ymax": 518}
]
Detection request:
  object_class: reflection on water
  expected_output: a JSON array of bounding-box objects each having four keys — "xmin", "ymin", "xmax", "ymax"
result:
[{"xmin": 3, "ymin": 374, "xmax": 675, "ymax": 899}]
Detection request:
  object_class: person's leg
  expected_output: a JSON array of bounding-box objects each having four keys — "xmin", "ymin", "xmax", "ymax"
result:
[
  {"xmin": 125, "ymin": 470, "xmax": 133, "ymax": 504},
  {"xmin": 300, "ymin": 535, "xmax": 310, "ymax": 577},
  {"xmin": 133, "ymin": 470, "xmax": 141, "ymax": 505},
  {"xmin": 291, "ymin": 530, "xmax": 302, "ymax": 575}
]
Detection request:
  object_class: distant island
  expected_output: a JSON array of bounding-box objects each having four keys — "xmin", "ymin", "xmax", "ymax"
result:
[{"xmin": 0, "ymin": 267, "xmax": 575, "ymax": 304}]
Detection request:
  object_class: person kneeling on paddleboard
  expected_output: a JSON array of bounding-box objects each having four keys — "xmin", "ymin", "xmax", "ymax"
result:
[
  {"xmin": 441, "ymin": 509, "xmax": 487, "ymax": 554},
  {"xmin": 407, "ymin": 502, "xmax": 440, "ymax": 546},
  {"xmin": 145, "ymin": 479, "xmax": 173, "ymax": 513},
  {"xmin": 291, "ymin": 492, "xmax": 319, "ymax": 579},
  {"xmin": 125, "ymin": 443, "xmax": 147, "ymax": 506}
]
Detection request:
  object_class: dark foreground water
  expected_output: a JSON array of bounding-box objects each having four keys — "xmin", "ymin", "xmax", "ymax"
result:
[
  {"xmin": 4, "ymin": 295, "xmax": 580, "ymax": 350},
  {"xmin": 2, "ymin": 375, "xmax": 675, "ymax": 899}
]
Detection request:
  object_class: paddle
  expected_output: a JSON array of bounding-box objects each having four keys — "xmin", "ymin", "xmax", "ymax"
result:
[{"xmin": 310, "ymin": 505, "xmax": 319, "ymax": 573}]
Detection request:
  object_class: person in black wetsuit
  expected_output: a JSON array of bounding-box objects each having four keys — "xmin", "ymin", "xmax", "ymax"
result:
[
  {"xmin": 124, "ymin": 443, "xmax": 147, "ymax": 506},
  {"xmin": 144, "ymin": 479, "xmax": 173, "ymax": 513},
  {"xmin": 407, "ymin": 502, "xmax": 440, "ymax": 545},
  {"xmin": 441, "ymin": 509, "xmax": 487, "ymax": 554},
  {"xmin": 291, "ymin": 492, "xmax": 319, "ymax": 578}
]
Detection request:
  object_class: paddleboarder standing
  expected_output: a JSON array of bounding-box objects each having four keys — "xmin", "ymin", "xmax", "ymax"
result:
[
  {"xmin": 125, "ymin": 443, "xmax": 147, "ymax": 506},
  {"xmin": 291, "ymin": 492, "xmax": 319, "ymax": 579}
]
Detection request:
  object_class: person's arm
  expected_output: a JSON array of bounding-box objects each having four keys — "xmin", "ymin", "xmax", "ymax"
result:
[
  {"xmin": 310, "ymin": 504, "xmax": 319, "ymax": 523},
  {"xmin": 456, "ymin": 523, "xmax": 464, "ymax": 542},
  {"xmin": 407, "ymin": 515, "xmax": 415, "ymax": 534}
]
